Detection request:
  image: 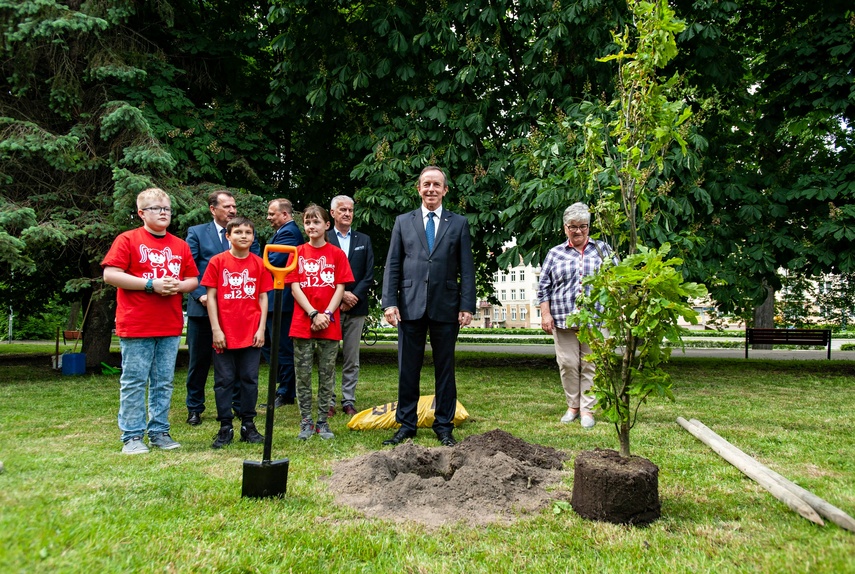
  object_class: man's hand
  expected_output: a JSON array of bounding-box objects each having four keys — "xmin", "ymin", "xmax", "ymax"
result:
[
  {"xmin": 458, "ymin": 311, "xmax": 472, "ymax": 327},
  {"xmin": 541, "ymin": 315, "xmax": 554, "ymax": 334},
  {"xmin": 384, "ymin": 306, "xmax": 400, "ymax": 327},
  {"xmin": 341, "ymin": 291, "xmax": 359, "ymax": 308},
  {"xmin": 198, "ymin": 294, "xmax": 208, "ymax": 307}
]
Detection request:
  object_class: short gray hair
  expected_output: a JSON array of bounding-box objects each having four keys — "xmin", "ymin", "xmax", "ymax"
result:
[
  {"xmin": 563, "ymin": 202, "xmax": 591, "ymax": 226},
  {"xmin": 330, "ymin": 195, "xmax": 354, "ymax": 210}
]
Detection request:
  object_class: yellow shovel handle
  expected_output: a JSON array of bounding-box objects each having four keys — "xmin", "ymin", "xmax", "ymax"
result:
[{"xmin": 263, "ymin": 244, "xmax": 298, "ymax": 290}]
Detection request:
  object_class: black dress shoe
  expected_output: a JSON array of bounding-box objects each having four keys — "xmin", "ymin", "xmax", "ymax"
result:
[
  {"xmin": 383, "ymin": 428, "xmax": 416, "ymax": 446},
  {"xmin": 187, "ymin": 412, "xmax": 201, "ymax": 426},
  {"xmin": 437, "ymin": 432, "xmax": 457, "ymax": 447},
  {"xmin": 274, "ymin": 395, "xmax": 295, "ymax": 408}
]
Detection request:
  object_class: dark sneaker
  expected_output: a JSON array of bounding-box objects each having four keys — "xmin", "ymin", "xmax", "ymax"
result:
[
  {"xmin": 315, "ymin": 421, "xmax": 334, "ymax": 440},
  {"xmin": 297, "ymin": 417, "xmax": 314, "ymax": 441},
  {"xmin": 212, "ymin": 426, "xmax": 234, "ymax": 449},
  {"xmin": 149, "ymin": 432, "xmax": 181, "ymax": 450},
  {"xmin": 240, "ymin": 422, "xmax": 264, "ymax": 444},
  {"xmin": 342, "ymin": 404, "xmax": 358, "ymax": 416},
  {"xmin": 327, "ymin": 406, "xmax": 336, "ymax": 418},
  {"xmin": 122, "ymin": 436, "xmax": 149, "ymax": 455}
]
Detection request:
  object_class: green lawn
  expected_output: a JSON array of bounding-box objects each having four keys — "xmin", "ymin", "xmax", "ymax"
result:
[{"xmin": 1, "ymin": 351, "xmax": 853, "ymax": 573}]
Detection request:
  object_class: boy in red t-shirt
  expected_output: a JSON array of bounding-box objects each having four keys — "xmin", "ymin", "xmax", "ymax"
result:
[
  {"xmin": 201, "ymin": 217, "xmax": 274, "ymax": 449},
  {"xmin": 285, "ymin": 204, "xmax": 354, "ymax": 440},
  {"xmin": 102, "ymin": 188, "xmax": 199, "ymax": 455}
]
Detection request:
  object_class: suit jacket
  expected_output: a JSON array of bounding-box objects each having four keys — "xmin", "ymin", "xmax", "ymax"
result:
[
  {"xmin": 382, "ymin": 207, "xmax": 476, "ymax": 323},
  {"xmin": 327, "ymin": 228, "xmax": 374, "ymax": 317},
  {"xmin": 265, "ymin": 219, "xmax": 304, "ymax": 314},
  {"xmin": 186, "ymin": 221, "xmax": 260, "ymax": 318}
]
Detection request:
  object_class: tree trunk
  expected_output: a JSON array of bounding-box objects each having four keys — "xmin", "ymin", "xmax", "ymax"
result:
[
  {"xmin": 81, "ymin": 262, "xmax": 117, "ymax": 370},
  {"xmin": 66, "ymin": 301, "xmax": 81, "ymax": 330},
  {"xmin": 82, "ymin": 294, "xmax": 115, "ymax": 369},
  {"xmin": 752, "ymin": 282, "xmax": 775, "ymax": 350},
  {"xmin": 618, "ymin": 421, "xmax": 631, "ymax": 458}
]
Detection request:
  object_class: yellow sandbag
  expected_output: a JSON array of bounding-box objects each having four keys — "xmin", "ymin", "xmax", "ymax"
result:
[{"xmin": 347, "ymin": 395, "xmax": 469, "ymax": 431}]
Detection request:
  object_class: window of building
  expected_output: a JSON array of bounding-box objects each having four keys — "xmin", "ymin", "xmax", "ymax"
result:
[
  {"xmin": 519, "ymin": 288, "xmax": 526, "ymax": 300},
  {"xmin": 511, "ymin": 307, "xmax": 517, "ymax": 320},
  {"xmin": 500, "ymin": 289, "xmax": 506, "ymax": 300},
  {"xmin": 510, "ymin": 270, "xmax": 516, "ymax": 282},
  {"xmin": 494, "ymin": 308, "xmax": 500, "ymax": 320},
  {"xmin": 502, "ymin": 308, "xmax": 507, "ymax": 320},
  {"xmin": 520, "ymin": 270, "xmax": 525, "ymax": 281},
  {"xmin": 536, "ymin": 308, "xmax": 541, "ymax": 318},
  {"xmin": 510, "ymin": 289, "xmax": 516, "ymax": 300},
  {"xmin": 521, "ymin": 307, "xmax": 527, "ymax": 320}
]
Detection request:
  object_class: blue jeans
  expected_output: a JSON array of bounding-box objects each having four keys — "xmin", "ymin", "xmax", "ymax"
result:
[{"xmin": 118, "ymin": 337, "xmax": 181, "ymax": 442}]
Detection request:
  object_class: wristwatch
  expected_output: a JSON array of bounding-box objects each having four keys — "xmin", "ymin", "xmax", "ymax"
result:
[
  {"xmin": 144, "ymin": 279, "xmax": 154, "ymax": 294},
  {"xmin": 324, "ymin": 310, "xmax": 335, "ymax": 323}
]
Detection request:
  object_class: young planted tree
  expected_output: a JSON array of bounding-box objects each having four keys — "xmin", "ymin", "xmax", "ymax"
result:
[{"xmin": 572, "ymin": 0, "xmax": 707, "ymax": 458}]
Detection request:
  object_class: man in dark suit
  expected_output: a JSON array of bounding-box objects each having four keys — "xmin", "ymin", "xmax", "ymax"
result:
[
  {"xmin": 327, "ymin": 195, "xmax": 375, "ymax": 417},
  {"xmin": 260, "ymin": 198, "xmax": 304, "ymax": 408},
  {"xmin": 381, "ymin": 166, "xmax": 476, "ymax": 447},
  {"xmin": 185, "ymin": 190, "xmax": 260, "ymax": 425}
]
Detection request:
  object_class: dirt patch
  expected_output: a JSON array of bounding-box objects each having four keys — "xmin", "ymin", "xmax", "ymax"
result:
[
  {"xmin": 571, "ymin": 448, "xmax": 661, "ymax": 525},
  {"xmin": 326, "ymin": 429, "xmax": 570, "ymax": 527}
]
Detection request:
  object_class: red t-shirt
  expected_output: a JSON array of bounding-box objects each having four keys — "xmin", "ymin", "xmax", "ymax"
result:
[
  {"xmin": 101, "ymin": 227, "xmax": 198, "ymax": 338},
  {"xmin": 285, "ymin": 242, "xmax": 354, "ymax": 340},
  {"xmin": 201, "ymin": 251, "xmax": 274, "ymax": 349}
]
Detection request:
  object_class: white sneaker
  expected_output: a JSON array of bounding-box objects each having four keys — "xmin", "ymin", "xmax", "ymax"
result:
[
  {"xmin": 122, "ymin": 436, "xmax": 150, "ymax": 455},
  {"xmin": 581, "ymin": 414, "xmax": 595, "ymax": 429},
  {"xmin": 560, "ymin": 408, "xmax": 579, "ymax": 424}
]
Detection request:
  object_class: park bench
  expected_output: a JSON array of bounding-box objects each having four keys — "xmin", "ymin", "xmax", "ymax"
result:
[{"xmin": 745, "ymin": 328, "xmax": 832, "ymax": 359}]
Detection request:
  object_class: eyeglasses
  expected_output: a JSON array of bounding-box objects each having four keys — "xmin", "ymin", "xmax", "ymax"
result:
[
  {"xmin": 565, "ymin": 224, "xmax": 589, "ymax": 232},
  {"xmin": 141, "ymin": 206, "xmax": 173, "ymax": 214}
]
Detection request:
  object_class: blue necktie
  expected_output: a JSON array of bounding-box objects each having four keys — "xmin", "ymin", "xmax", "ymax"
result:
[
  {"xmin": 220, "ymin": 228, "xmax": 229, "ymax": 251},
  {"xmin": 426, "ymin": 212, "xmax": 436, "ymax": 252}
]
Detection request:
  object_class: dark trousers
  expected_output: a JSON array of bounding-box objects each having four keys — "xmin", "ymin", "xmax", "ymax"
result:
[
  {"xmin": 212, "ymin": 346, "xmax": 262, "ymax": 425},
  {"xmin": 186, "ymin": 315, "xmax": 239, "ymax": 413},
  {"xmin": 260, "ymin": 312, "xmax": 296, "ymax": 400},
  {"xmin": 396, "ymin": 315, "xmax": 459, "ymax": 435}
]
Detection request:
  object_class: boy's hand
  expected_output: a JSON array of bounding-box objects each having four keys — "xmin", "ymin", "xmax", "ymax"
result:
[
  {"xmin": 211, "ymin": 327, "xmax": 226, "ymax": 350},
  {"xmin": 252, "ymin": 328, "xmax": 265, "ymax": 347},
  {"xmin": 158, "ymin": 276, "xmax": 180, "ymax": 296}
]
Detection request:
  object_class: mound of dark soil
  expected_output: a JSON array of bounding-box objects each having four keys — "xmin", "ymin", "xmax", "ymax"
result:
[{"xmin": 326, "ymin": 429, "xmax": 569, "ymax": 526}]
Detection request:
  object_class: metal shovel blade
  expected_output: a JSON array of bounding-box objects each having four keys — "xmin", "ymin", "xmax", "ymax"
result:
[{"xmin": 241, "ymin": 458, "xmax": 290, "ymax": 499}]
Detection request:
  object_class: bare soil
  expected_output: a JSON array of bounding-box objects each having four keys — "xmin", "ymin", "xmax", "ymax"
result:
[{"xmin": 326, "ymin": 429, "xmax": 570, "ymax": 527}]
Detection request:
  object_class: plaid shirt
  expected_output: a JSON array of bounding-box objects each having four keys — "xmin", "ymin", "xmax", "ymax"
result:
[{"xmin": 537, "ymin": 239, "xmax": 612, "ymax": 329}]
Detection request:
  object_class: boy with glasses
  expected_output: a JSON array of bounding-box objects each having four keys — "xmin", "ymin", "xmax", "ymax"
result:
[{"xmin": 102, "ymin": 188, "xmax": 199, "ymax": 454}]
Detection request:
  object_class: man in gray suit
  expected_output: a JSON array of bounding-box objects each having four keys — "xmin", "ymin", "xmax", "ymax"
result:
[
  {"xmin": 327, "ymin": 195, "xmax": 374, "ymax": 417},
  {"xmin": 381, "ymin": 166, "xmax": 476, "ymax": 447},
  {"xmin": 185, "ymin": 190, "xmax": 259, "ymax": 425}
]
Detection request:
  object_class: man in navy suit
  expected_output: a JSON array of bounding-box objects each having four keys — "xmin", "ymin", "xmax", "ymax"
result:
[
  {"xmin": 185, "ymin": 190, "xmax": 260, "ymax": 425},
  {"xmin": 381, "ymin": 166, "xmax": 476, "ymax": 447},
  {"xmin": 261, "ymin": 198, "xmax": 304, "ymax": 408},
  {"xmin": 327, "ymin": 195, "xmax": 374, "ymax": 417}
]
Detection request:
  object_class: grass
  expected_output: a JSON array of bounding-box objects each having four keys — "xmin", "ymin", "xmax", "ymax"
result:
[{"xmin": 1, "ymin": 350, "xmax": 854, "ymax": 573}]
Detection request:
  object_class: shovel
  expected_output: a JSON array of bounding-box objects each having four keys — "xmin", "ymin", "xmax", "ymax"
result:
[{"xmin": 242, "ymin": 243, "xmax": 298, "ymax": 499}]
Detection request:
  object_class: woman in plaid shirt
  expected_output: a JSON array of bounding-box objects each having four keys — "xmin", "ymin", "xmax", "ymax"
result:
[{"xmin": 537, "ymin": 202, "xmax": 614, "ymax": 429}]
